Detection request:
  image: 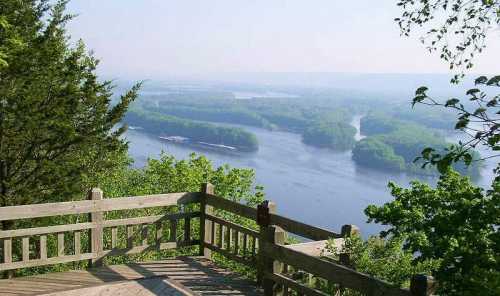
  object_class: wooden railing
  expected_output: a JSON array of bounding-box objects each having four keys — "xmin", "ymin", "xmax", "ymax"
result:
[{"xmin": 0, "ymin": 183, "xmax": 435, "ymax": 296}]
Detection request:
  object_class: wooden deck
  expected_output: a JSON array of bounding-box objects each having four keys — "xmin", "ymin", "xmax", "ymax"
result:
[
  {"xmin": 0, "ymin": 257, "xmax": 262, "ymax": 296},
  {"xmin": 0, "ymin": 186, "xmax": 430, "ymax": 296}
]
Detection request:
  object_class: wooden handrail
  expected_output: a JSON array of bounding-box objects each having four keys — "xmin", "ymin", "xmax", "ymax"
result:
[
  {"xmin": 0, "ymin": 184, "xmax": 435, "ymax": 296},
  {"xmin": 269, "ymin": 213, "xmax": 342, "ymax": 240},
  {"xmin": 204, "ymin": 193, "xmax": 257, "ymax": 220},
  {"xmin": 0, "ymin": 192, "xmax": 200, "ymax": 221},
  {"xmin": 261, "ymin": 241, "xmax": 411, "ymax": 296}
]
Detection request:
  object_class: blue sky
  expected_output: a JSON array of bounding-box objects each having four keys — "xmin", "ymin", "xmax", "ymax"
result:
[{"xmin": 66, "ymin": 0, "xmax": 499, "ymax": 80}]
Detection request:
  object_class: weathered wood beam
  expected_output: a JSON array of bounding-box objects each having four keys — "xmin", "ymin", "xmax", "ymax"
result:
[{"xmin": 0, "ymin": 192, "xmax": 201, "ymax": 221}]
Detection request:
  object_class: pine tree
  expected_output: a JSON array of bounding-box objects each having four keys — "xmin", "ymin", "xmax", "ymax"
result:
[{"xmin": 0, "ymin": 0, "xmax": 140, "ymax": 221}]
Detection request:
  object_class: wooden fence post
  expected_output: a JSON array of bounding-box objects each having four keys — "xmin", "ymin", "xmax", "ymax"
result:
[
  {"xmin": 199, "ymin": 183, "xmax": 214, "ymax": 258},
  {"xmin": 88, "ymin": 188, "xmax": 104, "ymax": 268},
  {"xmin": 339, "ymin": 224, "xmax": 360, "ymax": 268},
  {"xmin": 258, "ymin": 200, "xmax": 286, "ymax": 296},
  {"xmin": 410, "ymin": 274, "xmax": 436, "ymax": 296},
  {"xmin": 334, "ymin": 224, "xmax": 361, "ymax": 296}
]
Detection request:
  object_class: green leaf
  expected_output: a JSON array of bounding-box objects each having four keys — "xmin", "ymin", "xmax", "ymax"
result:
[
  {"xmin": 463, "ymin": 153, "xmax": 473, "ymax": 165},
  {"xmin": 486, "ymin": 75, "xmax": 500, "ymax": 86},
  {"xmin": 415, "ymin": 86, "xmax": 428, "ymax": 95},
  {"xmin": 421, "ymin": 147, "xmax": 435, "ymax": 159},
  {"xmin": 474, "ymin": 76, "xmax": 488, "ymax": 85},
  {"xmin": 445, "ymin": 98, "xmax": 460, "ymax": 106},
  {"xmin": 473, "ymin": 107, "xmax": 486, "ymax": 115},
  {"xmin": 455, "ymin": 118, "xmax": 469, "ymax": 129},
  {"xmin": 465, "ymin": 88, "xmax": 480, "ymax": 96}
]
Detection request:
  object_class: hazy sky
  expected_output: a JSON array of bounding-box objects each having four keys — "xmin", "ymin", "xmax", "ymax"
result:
[{"xmin": 66, "ymin": 0, "xmax": 499, "ymax": 80}]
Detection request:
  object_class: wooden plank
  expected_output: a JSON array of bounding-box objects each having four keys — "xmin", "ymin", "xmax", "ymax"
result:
[
  {"xmin": 220, "ymin": 224, "xmax": 225, "ymax": 249},
  {"xmin": 74, "ymin": 232, "xmax": 81, "ymax": 255},
  {"xmin": 261, "ymin": 218, "xmax": 286, "ymax": 296},
  {"xmin": 0, "ymin": 253, "xmax": 95, "ymax": 271},
  {"xmin": 22, "ymin": 237, "xmax": 30, "ymax": 262},
  {"xmin": 184, "ymin": 217, "xmax": 191, "ymax": 242},
  {"xmin": 199, "ymin": 183, "xmax": 214, "ymax": 258},
  {"xmin": 155, "ymin": 222, "xmax": 163, "ymax": 246},
  {"xmin": 217, "ymin": 223, "xmax": 223, "ymax": 248},
  {"xmin": 210, "ymin": 220, "xmax": 215, "ymax": 245},
  {"xmin": 40, "ymin": 235, "xmax": 48, "ymax": 260},
  {"xmin": 3, "ymin": 238, "xmax": 12, "ymax": 263},
  {"xmin": 111, "ymin": 227, "xmax": 118, "ymax": 249},
  {"xmin": 103, "ymin": 212, "xmax": 199, "ymax": 228},
  {"xmin": 234, "ymin": 230, "xmax": 239, "ymax": 255},
  {"xmin": 0, "ymin": 257, "xmax": 261, "ymax": 296},
  {"xmin": 205, "ymin": 194, "xmax": 257, "ymax": 220},
  {"xmin": 0, "ymin": 222, "xmax": 95, "ymax": 239},
  {"xmin": 205, "ymin": 215, "xmax": 259, "ymax": 237},
  {"xmin": 141, "ymin": 224, "xmax": 148, "ymax": 246},
  {"xmin": 0, "ymin": 192, "xmax": 201, "ymax": 221},
  {"xmin": 35, "ymin": 276, "xmax": 199, "ymax": 296},
  {"xmin": 205, "ymin": 244, "xmax": 256, "ymax": 267},
  {"xmin": 58, "ymin": 233, "xmax": 65, "ymax": 257},
  {"xmin": 267, "ymin": 272, "xmax": 328, "ymax": 296},
  {"xmin": 252, "ymin": 236, "xmax": 257, "ymax": 256},
  {"xmin": 170, "ymin": 220, "xmax": 178, "ymax": 242},
  {"xmin": 89, "ymin": 188, "xmax": 103, "ymax": 268},
  {"xmin": 101, "ymin": 240, "xmax": 199, "ymax": 256},
  {"xmin": 127, "ymin": 225, "xmax": 134, "ymax": 248},
  {"xmin": 269, "ymin": 213, "xmax": 341, "ymax": 241},
  {"xmin": 285, "ymin": 239, "xmax": 344, "ymax": 257},
  {"xmin": 226, "ymin": 228, "xmax": 233, "ymax": 252},
  {"xmin": 261, "ymin": 242, "xmax": 411, "ymax": 296},
  {"xmin": 242, "ymin": 234, "xmax": 248, "ymax": 256}
]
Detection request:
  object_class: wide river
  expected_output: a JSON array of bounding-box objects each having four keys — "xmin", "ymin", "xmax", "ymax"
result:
[{"xmin": 126, "ymin": 116, "xmax": 495, "ymax": 236}]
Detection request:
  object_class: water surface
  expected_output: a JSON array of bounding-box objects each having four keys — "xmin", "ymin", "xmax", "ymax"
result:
[{"xmin": 126, "ymin": 118, "xmax": 495, "ymax": 236}]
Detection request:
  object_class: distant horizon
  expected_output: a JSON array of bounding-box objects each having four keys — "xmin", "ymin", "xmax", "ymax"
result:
[
  {"xmin": 105, "ymin": 71, "xmax": 491, "ymax": 84},
  {"xmin": 108, "ymin": 71, "xmax": 485, "ymax": 101},
  {"xmin": 67, "ymin": 0, "xmax": 499, "ymax": 79}
]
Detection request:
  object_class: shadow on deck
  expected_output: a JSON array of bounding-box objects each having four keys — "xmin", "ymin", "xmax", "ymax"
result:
[{"xmin": 0, "ymin": 256, "xmax": 262, "ymax": 296}]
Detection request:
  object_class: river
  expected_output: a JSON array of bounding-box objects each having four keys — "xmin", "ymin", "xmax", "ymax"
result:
[{"xmin": 125, "ymin": 116, "xmax": 495, "ymax": 236}]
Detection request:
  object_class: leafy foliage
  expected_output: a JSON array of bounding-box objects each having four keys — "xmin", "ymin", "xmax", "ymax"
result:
[
  {"xmin": 395, "ymin": 0, "xmax": 500, "ymax": 79},
  {"xmin": 0, "ymin": 0, "xmax": 140, "ymax": 213},
  {"xmin": 14, "ymin": 152, "xmax": 264, "ymax": 277},
  {"xmin": 354, "ymin": 114, "xmax": 481, "ymax": 175},
  {"xmin": 326, "ymin": 235, "xmax": 440, "ymax": 288},
  {"xmin": 138, "ymin": 92, "xmax": 357, "ymax": 150},
  {"xmin": 124, "ymin": 109, "xmax": 259, "ymax": 151},
  {"xmin": 352, "ymin": 138, "xmax": 406, "ymax": 171},
  {"xmin": 302, "ymin": 122, "xmax": 356, "ymax": 150},
  {"xmin": 413, "ymin": 78, "xmax": 500, "ymax": 177},
  {"xmin": 365, "ymin": 171, "xmax": 500, "ymax": 295}
]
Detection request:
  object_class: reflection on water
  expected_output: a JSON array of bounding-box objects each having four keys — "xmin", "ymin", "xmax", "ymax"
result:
[{"xmin": 126, "ymin": 119, "xmax": 495, "ymax": 236}]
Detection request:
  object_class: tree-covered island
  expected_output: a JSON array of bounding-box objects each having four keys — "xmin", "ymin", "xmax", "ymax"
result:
[
  {"xmin": 352, "ymin": 113, "xmax": 481, "ymax": 176},
  {"xmin": 124, "ymin": 109, "xmax": 259, "ymax": 152},
  {"xmin": 139, "ymin": 94, "xmax": 358, "ymax": 150}
]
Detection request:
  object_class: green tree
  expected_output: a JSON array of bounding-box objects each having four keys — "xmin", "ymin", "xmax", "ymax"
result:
[
  {"xmin": 365, "ymin": 171, "xmax": 499, "ymax": 295},
  {"xmin": 363, "ymin": 1, "xmax": 500, "ymax": 294},
  {"xmin": 0, "ymin": 0, "xmax": 140, "ymax": 225},
  {"xmin": 302, "ymin": 122, "xmax": 356, "ymax": 150},
  {"xmin": 352, "ymin": 138, "xmax": 406, "ymax": 171},
  {"xmin": 326, "ymin": 235, "xmax": 440, "ymax": 288},
  {"xmin": 395, "ymin": 0, "xmax": 500, "ymax": 176}
]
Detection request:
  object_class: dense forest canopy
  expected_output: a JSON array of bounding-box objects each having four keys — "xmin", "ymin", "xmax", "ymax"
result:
[
  {"xmin": 136, "ymin": 91, "xmax": 383, "ymax": 151},
  {"xmin": 354, "ymin": 113, "xmax": 481, "ymax": 176},
  {"xmin": 0, "ymin": 0, "xmax": 139, "ymax": 212},
  {"xmin": 364, "ymin": 0, "xmax": 500, "ymax": 294},
  {"xmin": 124, "ymin": 110, "xmax": 259, "ymax": 152}
]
